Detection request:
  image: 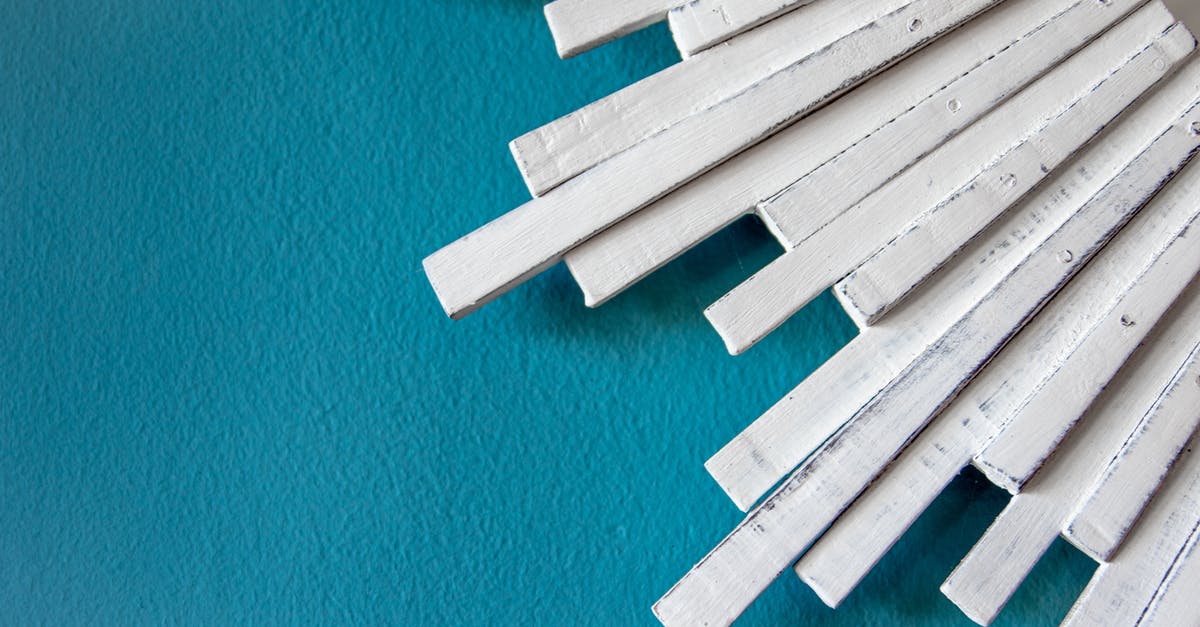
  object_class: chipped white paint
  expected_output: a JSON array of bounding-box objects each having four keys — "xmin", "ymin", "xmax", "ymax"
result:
[
  {"xmin": 518, "ymin": 0, "xmax": 910, "ymax": 196},
  {"xmin": 424, "ymin": 0, "xmax": 998, "ymax": 319},
  {"xmin": 565, "ymin": 0, "xmax": 1122, "ymax": 307},
  {"xmin": 704, "ymin": 53, "xmax": 1200, "ymax": 514},
  {"xmin": 1062, "ymin": 440, "xmax": 1200, "ymax": 626},
  {"xmin": 1138, "ymin": 515, "xmax": 1200, "ymax": 626},
  {"xmin": 705, "ymin": 4, "xmax": 1177, "ymax": 354},
  {"xmin": 543, "ymin": 0, "xmax": 683, "ymax": 59},
  {"xmin": 793, "ymin": 140, "xmax": 1200, "ymax": 609},
  {"xmin": 835, "ymin": 19, "xmax": 1194, "ymax": 325},
  {"xmin": 1066, "ymin": 341, "xmax": 1200, "ymax": 562},
  {"xmin": 668, "ymin": 0, "xmax": 817, "ymax": 57}
]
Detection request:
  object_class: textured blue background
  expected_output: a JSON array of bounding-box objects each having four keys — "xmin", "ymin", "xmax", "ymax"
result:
[{"xmin": 1, "ymin": 1, "xmax": 1096, "ymax": 624}]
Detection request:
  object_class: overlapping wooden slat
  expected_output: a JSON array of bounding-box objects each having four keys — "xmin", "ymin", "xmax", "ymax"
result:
[
  {"xmin": 518, "ymin": 0, "xmax": 910, "ymax": 197},
  {"xmin": 668, "ymin": 0, "xmax": 818, "ymax": 57},
  {"xmin": 940, "ymin": 292, "xmax": 1200, "ymax": 625},
  {"xmin": 704, "ymin": 3, "xmax": 1180, "ymax": 354},
  {"xmin": 793, "ymin": 144, "xmax": 1200, "ymax": 610},
  {"xmin": 834, "ymin": 20, "xmax": 1192, "ymax": 327},
  {"xmin": 704, "ymin": 51, "xmax": 1200, "ymax": 514},
  {"xmin": 1065, "ymin": 342, "xmax": 1200, "ymax": 561},
  {"xmin": 424, "ymin": 0, "xmax": 998, "ymax": 320},
  {"xmin": 1138, "ymin": 519, "xmax": 1200, "ymax": 625},
  {"xmin": 543, "ymin": 0, "xmax": 683, "ymax": 59},
  {"xmin": 565, "ymin": 0, "xmax": 1126, "ymax": 308}
]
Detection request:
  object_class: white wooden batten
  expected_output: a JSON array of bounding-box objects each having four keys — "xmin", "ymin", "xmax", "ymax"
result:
[{"xmin": 425, "ymin": 1, "xmax": 1200, "ymax": 625}]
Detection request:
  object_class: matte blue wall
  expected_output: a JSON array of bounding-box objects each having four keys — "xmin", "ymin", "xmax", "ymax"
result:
[{"xmin": 1, "ymin": 1, "xmax": 1094, "ymax": 624}]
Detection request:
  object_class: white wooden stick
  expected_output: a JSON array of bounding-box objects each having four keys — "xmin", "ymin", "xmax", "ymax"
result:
[
  {"xmin": 543, "ymin": 0, "xmax": 682, "ymax": 60},
  {"xmin": 941, "ymin": 286, "xmax": 1200, "ymax": 625},
  {"xmin": 706, "ymin": 3, "xmax": 1177, "ymax": 354},
  {"xmin": 834, "ymin": 22, "xmax": 1195, "ymax": 326},
  {"xmin": 425, "ymin": 0, "xmax": 998, "ymax": 319},
  {"xmin": 655, "ymin": 122, "xmax": 1164, "ymax": 624},
  {"xmin": 1062, "ymin": 445, "xmax": 1200, "ymax": 626},
  {"xmin": 668, "ymin": 0, "xmax": 817, "ymax": 58},
  {"xmin": 1065, "ymin": 341, "xmax": 1200, "ymax": 562},
  {"xmin": 974, "ymin": 131, "xmax": 1200, "ymax": 492},
  {"xmin": 565, "ymin": 0, "xmax": 1117, "ymax": 307},
  {"xmin": 517, "ymin": 0, "xmax": 908, "ymax": 196},
  {"xmin": 704, "ymin": 54, "xmax": 1200, "ymax": 513},
  {"xmin": 1138, "ymin": 518, "xmax": 1200, "ymax": 626},
  {"xmin": 792, "ymin": 152, "xmax": 1200, "ymax": 606}
]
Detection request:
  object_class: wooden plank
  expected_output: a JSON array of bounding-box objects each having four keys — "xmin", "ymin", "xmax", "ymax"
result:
[
  {"xmin": 543, "ymin": 0, "xmax": 682, "ymax": 59},
  {"xmin": 1062, "ymin": 445, "xmax": 1200, "ymax": 626},
  {"xmin": 1065, "ymin": 341, "xmax": 1200, "ymax": 562},
  {"xmin": 705, "ymin": 3, "xmax": 1179, "ymax": 354},
  {"xmin": 424, "ymin": 0, "xmax": 998, "ymax": 319},
  {"xmin": 792, "ymin": 155, "xmax": 1200, "ymax": 607},
  {"xmin": 517, "ymin": 0, "xmax": 907, "ymax": 196},
  {"xmin": 942, "ymin": 295, "xmax": 1200, "ymax": 625},
  {"xmin": 565, "ymin": 0, "xmax": 1122, "ymax": 307},
  {"xmin": 668, "ymin": 0, "xmax": 817, "ymax": 58},
  {"xmin": 654, "ymin": 117, "xmax": 1169, "ymax": 625},
  {"xmin": 703, "ymin": 55, "xmax": 1200, "ymax": 513},
  {"xmin": 1138, "ymin": 519, "xmax": 1200, "ymax": 626},
  {"xmin": 834, "ymin": 22, "xmax": 1195, "ymax": 326}
]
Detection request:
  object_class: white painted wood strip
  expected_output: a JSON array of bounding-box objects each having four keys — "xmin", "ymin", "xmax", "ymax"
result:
[
  {"xmin": 565, "ymin": 0, "xmax": 1118, "ymax": 307},
  {"xmin": 943, "ymin": 290, "xmax": 1200, "ymax": 625},
  {"xmin": 668, "ymin": 0, "xmax": 817, "ymax": 58},
  {"xmin": 1138, "ymin": 517, "xmax": 1200, "ymax": 626},
  {"xmin": 655, "ymin": 133, "xmax": 1162, "ymax": 625},
  {"xmin": 790, "ymin": 153, "xmax": 1200, "ymax": 607},
  {"xmin": 543, "ymin": 0, "xmax": 682, "ymax": 60},
  {"xmin": 517, "ymin": 0, "xmax": 909, "ymax": 196},
  {"xmin": 706, "ymin": 4, "xmax": 1176, "ymax": 355},
  {"xmin": 424, "ymin": 0, "xmax": 998, "ymax": 319},
  {"xmin": 1062, "ymin": 445, "xmax": 1200, "ymax": 626},
  {"xmin": 834, "ymin": 23, "xmax": 1195, "ymax": 326},
  {"xmin": 975, "ymin": 190, "xmax": 1200, "ymax": 497},
  {"xmin": 1066, "ymin": 341, "xmax": 1200, "ymax": 562},
  {"xmin": 703, "ymin": 55, "xmax": 1200, "ymax": 513}
]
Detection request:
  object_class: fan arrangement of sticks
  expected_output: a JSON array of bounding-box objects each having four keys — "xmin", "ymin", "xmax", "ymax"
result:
[{"xmin": 423, "ymin": 0, "xmax": 1200, "ymax": 624}]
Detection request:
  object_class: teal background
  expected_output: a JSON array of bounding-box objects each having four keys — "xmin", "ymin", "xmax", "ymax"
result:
[{"xmin": 1, "ymin": 1, "xmax": 1095, "ymax": 624}]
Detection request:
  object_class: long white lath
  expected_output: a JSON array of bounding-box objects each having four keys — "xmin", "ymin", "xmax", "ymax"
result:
[{"xmin": 424, "ymin": 1, "xmax": 1200, "ymax": 624}]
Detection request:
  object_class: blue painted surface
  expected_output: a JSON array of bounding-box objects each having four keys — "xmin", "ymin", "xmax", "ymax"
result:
[{"xmin": 1, "ymin": 1, "xmax": 1095, "ymax": 624}]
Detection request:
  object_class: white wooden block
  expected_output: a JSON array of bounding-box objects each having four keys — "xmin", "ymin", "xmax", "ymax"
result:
[
  {"xmin": 1066, "ymin": 341, "xmax": 1200, "ymax": 561},
  {"xmin": 517, "ymin": 0, "xmax": 908, "ymax": 196},
  {"xmin": 543, "ymin": 0, "xmax": 682, "ymax": 59},
  {"xmin": 668, "ymin": 0, "xmax": 817, "ymax": 57},
  {"xmin": 942, "ymin": 291, "xmax": 1200, "ymax": 625},
  {"xmin": 1062, "ymin": 444, "xmax": 1200, "ymax": 626},
  {"xmin": 706, "ymin": 3, "xmax": 1177, "ymax": 354},
  {"xmin": 835, "ymin": 21, "xmax": 1195, "ymax": 326},
  {"xmin": 425, "ymin": 0, "xmax": 998, "ymax": 319},
  {"xmin": 654, "ymin": 126, "xmax": 1161, "ymax": 624},
  {"xmin": 565, "ymin": 0, "xmax": 1118, "ymax": 307},
  {"xmin": 1138, "ymin": 519, "xmax": 1200, "ymax": 626},
  {"xmin": 704, "ymin": 54, "xmax": 1200, "ymax": 513}
]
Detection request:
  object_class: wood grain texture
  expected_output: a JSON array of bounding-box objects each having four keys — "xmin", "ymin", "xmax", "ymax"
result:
[
  {"xmin": 1138, "ymin": 516, "xmax": 1200, "ymax": 626},
  {"xmin": 705, "ymin": 3, "xmax": 1174, "ymax": 354},
  {"xmin": 565, "ymin": 0, "xmax": 1114, "ymax": 308},
  {"xmin": 835, "ymin": 18, "xmax": 1194, "ymax": 326},
  {"xmin": 518, "ymin": 0, "xmax": 905, "ymax": 196},
  {"xmin": 1062, "ymin": 440, "xmax": 1200, "ymax": 626},
  {"xmin": 668, "ymin": 0, "xmax": 817, "ymax": 57},
  {"xmin": 655, "ymin": 109, "xmax": 1173, "ymax": 623},
  {"xmin": 941, "ymin": 289, "xmax": 1200, "ymax": 625},
  {"xmin": 704, "ymin": 52, "xmax": 1200, "ymax": 514},
  {"xmin": 425, "ymin": 0, "xmax": 999, "ymax": 319},
  {"xmin": 1065, "ymin": 341, "xmax": 1200, "ymax": 562}
]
